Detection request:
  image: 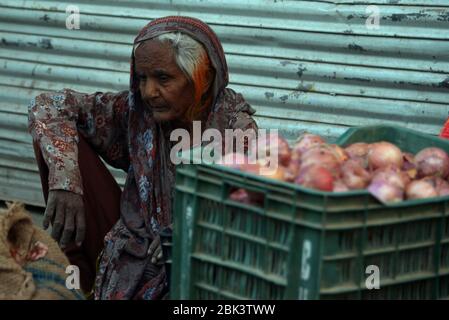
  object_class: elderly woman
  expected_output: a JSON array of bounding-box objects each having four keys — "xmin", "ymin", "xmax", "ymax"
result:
[{"xmin": 28, "ymin": 16, "xmax": 257, "ymax": 299}]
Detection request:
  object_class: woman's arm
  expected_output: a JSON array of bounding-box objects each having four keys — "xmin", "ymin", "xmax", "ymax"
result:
[
  {"xmin": 28, "ymin": 89, "xmax": 130, "ymax": 196},
  {"xmin": 28, "ymin": 89, "xmax": 130, "ymax": 247}
]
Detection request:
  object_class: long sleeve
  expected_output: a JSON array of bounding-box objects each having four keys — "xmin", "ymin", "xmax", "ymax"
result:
[{"xmin": 28, "ymin": 89, "xmax": 130, "ymax": 195}]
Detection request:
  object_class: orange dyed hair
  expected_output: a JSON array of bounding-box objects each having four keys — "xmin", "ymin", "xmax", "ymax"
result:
[{"xmin": 184, "ymin": 51, "xmax": 214, "ymax": 123}]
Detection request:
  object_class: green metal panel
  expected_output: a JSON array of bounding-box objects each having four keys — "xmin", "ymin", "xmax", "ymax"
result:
[{"xmin": 0, "ymin": 0, "xmax": 448, "ymax": 206}]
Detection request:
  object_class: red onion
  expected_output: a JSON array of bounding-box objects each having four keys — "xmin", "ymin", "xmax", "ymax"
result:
[
  {"xmin": 350, "ymin": 156, "xmax": 370, "ymax": 170},
  {"xmin": 368, "ymin": 166, "xmax": 407, "ymax": 203},
  {"xmin": 435, "ymin": 177, "xmax": 449, "ymax": 197},
  {"xmin": 345, "ymin": 143, "xmax": 370, "ymax": 159},
  {"xmin": 344, "ymin": 143, "xmax": 371, "ymax": 169},
  {"xmin": 329, "ymin": 144, "xmax": 349, "ymax": 163},
  {"xmin": 402, "ymin": 152, "xmax": 417, "ymax": 179},
  {"xmin": 371, "ymin": 166, "xmax": 408, "ymax": 189},
  {"xmin": 341, "ymin": 159, "xmax": 372, "ymax": 190},
  {"xmin": 402, "ymin": 152, "xmax": 416, "ymax": 170},
  {"xmin": 301, "ymin": 147, "xmax": 341, "ymax": 177},
  {"xmin": 230, "ymin": 188, "xmax": 252, "ymax": 204},
  {"xmin": 368, "ymin": 180, "xmax": 404, "ymax": 203},
  {"xmin": 368, "ymin": 142, "xmax": 403, "ymax": 170},
  {"xmin": 293, "ymin": 133, "xmax": 326, "ymax": 158},
  {"xmin": 415, "ymin": 147, "xmax": 449, "ymax": 178},
  {"xmin": 295, "ymin": 165, "xmax": 334, "ymax": 191},
  {"xmin": 405, "ymin": 178, "xmax": 438, "ymax": 200}
]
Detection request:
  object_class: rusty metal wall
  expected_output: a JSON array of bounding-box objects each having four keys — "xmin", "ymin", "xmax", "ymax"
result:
[{"xmin": 0, "ymin": 0, "xmax": 448, "ymax": 206}]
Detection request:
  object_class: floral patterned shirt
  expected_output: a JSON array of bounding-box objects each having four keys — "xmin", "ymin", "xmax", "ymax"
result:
[{"xmin": 28, "ymin": 89, "xmax": 131, "ymax": 195}]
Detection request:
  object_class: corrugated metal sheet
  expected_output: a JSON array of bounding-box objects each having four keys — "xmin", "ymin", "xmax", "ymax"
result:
[{"xmin": 0, "ymin": 0, "xmax": 448, "ymax": 206}]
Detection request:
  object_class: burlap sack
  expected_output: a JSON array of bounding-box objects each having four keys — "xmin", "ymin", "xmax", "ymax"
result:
[{"xmin": 0, "ymin": 202, "xmax": 84, "ymax": 300}]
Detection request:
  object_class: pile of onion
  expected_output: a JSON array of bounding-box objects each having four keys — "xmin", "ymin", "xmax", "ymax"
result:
[{"xmin": 219, "ymin": 132, "xmax": 449, "ymax": 204}]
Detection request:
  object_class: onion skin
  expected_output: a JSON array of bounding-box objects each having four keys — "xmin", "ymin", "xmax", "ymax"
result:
[
  {"xmin": 368, "ymin": 180, "xmax": 404, "ymax": 203},
  {"xmin": 368, "ymin": 166, "xmax": 407, "ymax": 203},
  {"xmin": 295, "ymin": 165, "xmax": 334, "ymax": 191},
  {"xmin": 400, "ymin": 171, "xmax": 412, "ymax": 188},
  {"xmin": 329, "ymin": 144, "xmax": 349, "ymax": 163},
  {"xmin": 344, "ymin": 142, "xmax": 369, "ymax": 169},
  {"xmin": 415, "ymin": 147, "xmax": 449, "ymax": 179},
  {"xmin": 368, "ymin": 142, "xmax": 404, "ymax": 170},
  {"xmin": 345, "ymin": 143, "xmax": 370, "ymax": 159},
  {"xmin": 351, "ymin": 156, "xmax": 370, "ymax": 170},
  {"xmin": 371, "ymin": 166, "xmax": 407, "ymax": 189},
  {"xmin": 402, "ymin": 153, "xmax": 416, "ymax": 170},
  {"xmin": 341, "ymin": 159, "xmax": 372, "ymax": 190},
  {"xmin": 293, "ymin": 133, "xmax": 326, "ymax": 158},
  {"xmin": 401, "ymin": 152, "xmax": 417, "ymax": 179},
  {"xmin": 300, "ymin": 147, "xmax": 341, "ymax": 177},
  {"xmin": 344, "ymin": 143, "xmax": 370, "ymax": 169},
  {"xmin": 435, "ymin": 177, "xmax": 449, "ymax": 197},
  {"xmin": 405, "ymin": 178, "xmax": 438, "ymax": 200}
]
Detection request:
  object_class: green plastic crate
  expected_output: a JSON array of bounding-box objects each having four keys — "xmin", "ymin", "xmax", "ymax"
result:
[{"xmin": 171, "ymin": 125, "xmax": 449, "ymax": 300}]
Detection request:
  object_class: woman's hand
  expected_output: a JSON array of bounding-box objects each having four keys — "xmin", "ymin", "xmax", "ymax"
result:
[
  {"xmin": 43, "ymin": 190, "xmax": 86, "ymax": 249},
  {"xmin": 147, "ymin": 235, "xmax": 163, "ymax": 265}
]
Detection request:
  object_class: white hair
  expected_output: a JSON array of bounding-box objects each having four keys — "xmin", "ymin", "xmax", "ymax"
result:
[{"xmin": 134, "ymin": 32, "xmax": 207, "ymax": 83}]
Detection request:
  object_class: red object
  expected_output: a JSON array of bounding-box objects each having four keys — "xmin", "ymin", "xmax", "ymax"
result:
[{"xmin": 440, "ymin": 118, "xmax": 449, "ymax": 139}]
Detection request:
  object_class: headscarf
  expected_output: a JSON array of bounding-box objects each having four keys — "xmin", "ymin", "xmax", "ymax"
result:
[{"xmin": 94, "ymin": 16, "xmax": 256, "ymax": 300}]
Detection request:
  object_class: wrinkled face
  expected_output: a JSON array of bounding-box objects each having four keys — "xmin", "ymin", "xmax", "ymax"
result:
[{"xmin": 134, "ymin": 40, "xmax": 195, "ymax": 123}]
